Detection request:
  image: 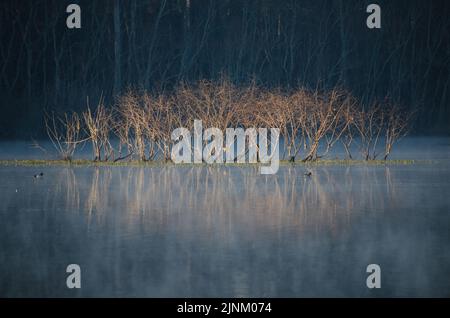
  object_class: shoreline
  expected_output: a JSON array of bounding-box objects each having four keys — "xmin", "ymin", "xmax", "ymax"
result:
[{"xmin": 0, "ymin": 158, "xmax": 429, "ymax": 168}]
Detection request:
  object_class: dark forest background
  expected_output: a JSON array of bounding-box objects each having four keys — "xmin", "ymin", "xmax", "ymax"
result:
[{"xmin": 0, "ymin": 0, "xmax": 449, "ymax": 139}]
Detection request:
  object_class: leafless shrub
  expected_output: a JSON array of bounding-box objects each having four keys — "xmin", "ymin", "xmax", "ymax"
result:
[
  {"xmin": 383, "ymin": 103, "xmax": 413, "ymax": 160},
  {"xmin": 340, "ymin": 100, "xmax": 358, "ymax": 159},
  {"xmin": 113, "ymin": 107, "xmax": 134, "ymax": 162},
  {"xmin": 172, "ymin": 79, "xmax": 244, "ymax": 161},
  {"xmin": 174, "ymin": 79, "xmax": 240, "ymax": 130},
  {"xmin": 320, "ymin": 90, "xmax": 357, "ymax": 158},
  {"xmin": 281, "ymin": 89, "xmax": 309, "ymax": 161},
  {"xmin": 115, "ymin": 90, "xmax": 147, "ymax": 161},
  {"xmin": 142, "ymin": 92, "xmax": 175, "ymax": 161},
  {"xmin": 44, "ymin": 79, "xmax": 412, "ymax": 163},
  {"xmin": 299, "ymin": 89, "xmax": 347, "ymax": 162},
  {"xmin": 82, "ymin": 97, "xmax": 114, "ymax": 161},
  {"xmin": 353, "ymin": 103, "xmax": 385, "ymax": 160},
  {"xmin": 44, "ymin": 111, "xmax": 83, "ymax": 161}
]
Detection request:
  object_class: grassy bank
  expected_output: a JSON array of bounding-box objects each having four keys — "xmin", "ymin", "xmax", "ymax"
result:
[{"xmin": 0, "ymin": 158, "xmax": 424, "ymax": 168}]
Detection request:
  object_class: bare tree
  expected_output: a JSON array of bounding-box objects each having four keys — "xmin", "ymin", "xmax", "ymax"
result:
[
  {"xmin": 82, "ymin": 97, "xmax": 114, "ymax": 161},
  {"xmin": 113, "ymin": 0, "xmax": 122, "ymax": 96},
  {"xmin": 384, "ymin": 104, "xmax": 412, "ymax": 160},
  {"xmin": 44, "ymin": 111, "xmax": 83, "ymax": 161},
  {"xmin": 353, "ymin": 104, "xmax": 385, "ymax": 160},
  {"xmin": 301, "ymin": 89, "xmax": 346, "ymax": 162}
]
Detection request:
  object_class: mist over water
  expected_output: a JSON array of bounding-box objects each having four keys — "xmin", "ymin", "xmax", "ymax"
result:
[
  {"xmin": 0, "ymin": 138, "xmax": 449, "ymax": 297},
  {"xmin": 1, "ymin": 136, "xmax": 449, "ymax": 161}
]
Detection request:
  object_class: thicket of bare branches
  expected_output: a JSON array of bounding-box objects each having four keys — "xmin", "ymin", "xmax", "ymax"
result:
[
  {"xmin": 45, "ymin": 80, "xmax": 413, "ymax": 162},
  {"xmin": 82, "ymin": 97, "xmax": 114, "ymax": 161},
  {"xmin": 44, "ymin": 111, "xmax": 83, "ymax": 161}
]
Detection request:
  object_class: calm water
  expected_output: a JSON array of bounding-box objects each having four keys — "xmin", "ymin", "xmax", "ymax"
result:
[{"xmin": 0, "ymin": 138, "xmax": 449, "ymax": 297}]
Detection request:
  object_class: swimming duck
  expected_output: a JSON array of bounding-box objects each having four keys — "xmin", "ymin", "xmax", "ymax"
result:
[
  {"xmin": 33, "ymin": 172, "xmax": 44, "ymax": 178},
  {"xmin": 304, "ymin": 171, "xmax": 312, "ymax": 177}
]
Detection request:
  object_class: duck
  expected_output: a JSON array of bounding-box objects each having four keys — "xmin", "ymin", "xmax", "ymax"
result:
[
  {"xmin": 33, "ymin": 172, "xmax": 44, "ymax": 178},
  {"xmin": 304, "ymin": 171, "xmax": 312, "ymax": 177}
]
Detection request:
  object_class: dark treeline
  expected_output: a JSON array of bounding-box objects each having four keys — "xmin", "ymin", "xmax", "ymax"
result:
[{"xmin": 1, "ymin": 0, "xmax": 449, "ymax": 139}]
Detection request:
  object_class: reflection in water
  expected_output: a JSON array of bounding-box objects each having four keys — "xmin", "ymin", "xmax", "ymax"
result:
[{"xmin": 0, "ymin": 164, "xmax": 449, "ymax": 297}]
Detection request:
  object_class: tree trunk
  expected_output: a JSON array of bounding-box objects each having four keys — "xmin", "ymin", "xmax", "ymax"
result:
[{"xmin": 113, "ymin": 0, "xmax": 122, "ymax": 96}]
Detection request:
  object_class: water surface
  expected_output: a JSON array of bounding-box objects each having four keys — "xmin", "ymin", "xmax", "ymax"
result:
[{"xmin": 0, "ymin": 138, "xmax": 449, "ymax": 297}]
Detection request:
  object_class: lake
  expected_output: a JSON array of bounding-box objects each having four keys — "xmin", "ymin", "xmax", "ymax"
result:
[{"xmin": 0, "ymin": 137, "xmax": 449, "ymax": 297}]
